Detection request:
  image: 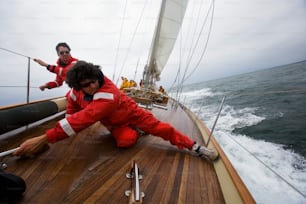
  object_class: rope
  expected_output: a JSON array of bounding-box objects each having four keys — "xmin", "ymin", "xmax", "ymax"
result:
[{"xmin": 0, "ymin": 47, "xmax": 32, "ymax": 59}]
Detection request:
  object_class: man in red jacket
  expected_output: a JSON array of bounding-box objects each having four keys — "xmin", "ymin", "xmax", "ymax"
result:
[
  {"xmin": 34, "ymin": 42, "xmax": 78, "ymax": 91},
  {"xmin": 14, "ymin": 61, "xmax": 218, "ymax": 161}
]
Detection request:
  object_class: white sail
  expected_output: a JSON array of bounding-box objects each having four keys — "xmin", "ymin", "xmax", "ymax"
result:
[{"xmin": 145, "ymin": 0, "xmax": 189, "ymax": 84}]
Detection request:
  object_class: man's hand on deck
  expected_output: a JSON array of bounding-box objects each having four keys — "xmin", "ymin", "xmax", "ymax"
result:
[{"xmin": 13, "ymin": 135, "xmax": 49, "ymax": 157}]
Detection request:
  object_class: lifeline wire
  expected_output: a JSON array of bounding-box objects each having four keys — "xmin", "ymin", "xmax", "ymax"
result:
[
  {"xmin": 226, "ymin": 133, "xmax": 306, "ymax": 198},
  {"xmin": 0, "ymin": 47, "xmax": 32, "ymax": 59}
]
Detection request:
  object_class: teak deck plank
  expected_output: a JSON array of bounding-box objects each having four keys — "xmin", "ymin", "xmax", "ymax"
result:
[{"xmin": 0, "ymin": 101, "xmax": 225, "ymax": 204}]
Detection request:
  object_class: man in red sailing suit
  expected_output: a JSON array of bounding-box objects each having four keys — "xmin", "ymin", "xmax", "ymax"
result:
[
  {"xmin": 14, "ymin": 61, "xmax": 218, "ymax": 161},
  {"xmin": 34, "ymin": 42, "xmax": 78, "ymax": 91}
]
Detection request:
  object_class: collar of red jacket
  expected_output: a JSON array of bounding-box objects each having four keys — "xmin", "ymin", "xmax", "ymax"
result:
[{"xmin": 56, "ymin": 56, "xmax": 77, "ymax": 66}]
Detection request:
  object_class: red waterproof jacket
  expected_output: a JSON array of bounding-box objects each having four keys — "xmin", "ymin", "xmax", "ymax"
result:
[
  {"xmin": 46, "ymin": 76, "xmax": 194, "ymax": 150},
  {"xmin": 46, "ymin": 57, "xmax": 78, "ymax": 89}
]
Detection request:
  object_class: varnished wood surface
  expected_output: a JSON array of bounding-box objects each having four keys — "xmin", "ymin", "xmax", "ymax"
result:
[{"xmin": 0, "ymin": 101, "xmax": 226, "ymax": 203}]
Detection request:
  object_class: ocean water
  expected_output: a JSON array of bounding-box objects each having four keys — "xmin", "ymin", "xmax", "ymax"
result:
[{"xmin": 175, "ymin": 61, "xmax": 306, "ymax": 204}]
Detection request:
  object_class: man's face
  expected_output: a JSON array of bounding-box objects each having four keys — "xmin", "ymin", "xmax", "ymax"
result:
[
  {"xmin": 79, "ymin": 79, "xmax": 100, "ymax": 95},
  {"xmin": 57, "ymin": 46, "xmax": 70, "ymax": 63}
]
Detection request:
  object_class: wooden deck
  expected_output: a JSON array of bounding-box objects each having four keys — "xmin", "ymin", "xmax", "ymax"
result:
[{"xmin": 0, "ymin": 100, "xmax": 251, "ymax": 203}]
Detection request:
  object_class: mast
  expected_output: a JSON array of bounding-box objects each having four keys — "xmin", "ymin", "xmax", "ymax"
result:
[
  {"xmin": 143, "ymin": 0, "xmax": 166, "ymax": 89},
  {"xmin": 143, "ymin": 0, "xmax": 189, "ymax": 90}
]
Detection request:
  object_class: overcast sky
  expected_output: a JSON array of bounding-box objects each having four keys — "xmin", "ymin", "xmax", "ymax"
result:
[{"xmin": 0, "ymin": 0, "xmax": 305, "ymax": 96}]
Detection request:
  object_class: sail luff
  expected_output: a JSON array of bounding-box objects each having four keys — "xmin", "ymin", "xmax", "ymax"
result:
[{"xmin": 144, "ymin": 0, "xmax": 189, "ymax": 88}]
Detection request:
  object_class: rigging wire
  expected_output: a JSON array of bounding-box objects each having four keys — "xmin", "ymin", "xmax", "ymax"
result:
[
  {"xmin": 168, "ymin": 0, "xmax": 199, "ymax": 101},
  {"xmin": 180, "ymin": 0, "xmax": 210, "ymax": 82},
  {"xmin": 115, "ymin": 0, "xmax": 149, "ymax": 86},
  {"xmin": 178, "ymin": 0, "xmax": 215, "ymax": 91},
  {"xmin": 0, "ymin": 85, "xmax": 40, "ymax": 88},
  {"xmin": 172, "ymin": 0, "xmax": 188, "ymax": 103},
  {"xmin": 133, "ymin": 58, "xmax": 140, "ymax": 81},
  {"xmin": 225, "ymin": 130, "xmax": 306, "ymax": 198},
  {"xmin": 112, "ymin": 0, "xmax": 128, "ymax": 83},
  {"xmin": 0, "ymin": 47, "xmax": 34, "ymax": 103},
  {"xmin": 169, "ymin": 0, "xmax": 215, "ymax": 103},
  {"xmin": 181, "ymin": 0, "xmax": 201, "ymax": 71},
  {"xmin": 167, "ymin": 0, "xmax": 203, "ymax": 96},
  {"xmin": 0, "ymin": 47, "xmax": 32, "ymax": 59},
  {"xmin": 183, "ymin": 0, "xmax": 215, "ymax": 81}
]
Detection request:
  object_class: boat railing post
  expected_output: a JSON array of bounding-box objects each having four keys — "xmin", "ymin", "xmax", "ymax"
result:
[
  {"xmin": 27, "ymin": 57, "xmax": 31, "ymax": 104},
  {"xmin": 0, "ymin": 47, "xmax": 32, "ymax": 104},
  {"xmin": 206, "ymin": 96, "xmax": 225, "ymax": 147}
]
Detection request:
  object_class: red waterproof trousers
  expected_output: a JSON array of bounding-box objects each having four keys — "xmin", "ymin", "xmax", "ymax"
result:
[{"xmin": 110, "ymin": 105, "xmax": 194, "ymax": 150}]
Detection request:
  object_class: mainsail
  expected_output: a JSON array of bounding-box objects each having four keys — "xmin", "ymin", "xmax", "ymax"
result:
[{"xmin": 144, "ymin": 0, "xmax": 189, "ymax": 87}]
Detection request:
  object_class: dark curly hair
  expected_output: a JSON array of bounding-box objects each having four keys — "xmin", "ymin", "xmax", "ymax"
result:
[{"xmin": 66, "ymin": 61, "xmax": 104, "ymax": 90}]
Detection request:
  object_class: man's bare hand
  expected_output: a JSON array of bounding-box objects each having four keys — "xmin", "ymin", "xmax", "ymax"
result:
[
  {"xmin": 13, "ymin": 135, "xmax": 49, "ymax": 157},
  {"xmin": 39, "ymin": 84, "xmax": 49, "ymax": 91},
  {"xmin": 33, "ymin": 58, "xmax": 48, "ymax": 67}
]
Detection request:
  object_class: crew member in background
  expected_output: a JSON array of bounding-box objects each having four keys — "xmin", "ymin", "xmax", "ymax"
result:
[
  {"xmin": 34, "ymin": 42, "xmax": 78, "ymax": 91},
  {"xmin": 14, "ymin": 61, "xmax": 218, "ymax": 162},
  {"xmin": 120, "ymin": 76, "xmax": 129, "ymax": 90},
  {"xmin": 129, "ymin": 79, "xmax": 137, "ymax": 88},
  {"xmin": 139, "ymin": 79, "xmax": 143, "ymax": 87},
  {"xmin": 159, "ymin": 85, "xmax": 166, "ymax": 94}
]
